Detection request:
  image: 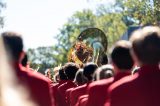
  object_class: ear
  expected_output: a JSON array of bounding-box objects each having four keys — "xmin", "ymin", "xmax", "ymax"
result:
[
  {"xmin": 130, "ymin": 49, "xmax": 141, "ymax": 67},
  {"xmin": 19, "ymin": 51, "xmax": 25, "ymax": 63},
  {"xmin": 111, "ymin": 62, "xmax": 118, "ymax": 75}
]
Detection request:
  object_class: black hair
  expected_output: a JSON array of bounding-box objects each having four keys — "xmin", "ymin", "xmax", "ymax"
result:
[
  {"xmin": 83, "ymin": 62, "xmax": 98, "ymax": 81},
  {"xmin": 2, "ymin": 32, "xmax": 23, "ymax": 61},
  {"xmin": 59, "ymin": 67, "xmax": 68, "ymax": 80},
  {"xmin": 21, "ymin": 54, "xmax": 28, "ymax": 67},
  {"xmin": 111, "ymin": 42, "xmax": 133, "ymax": 70},
  {"xmin": 64, "ymin": 62, "xmax": 79, "ymax": 80}
]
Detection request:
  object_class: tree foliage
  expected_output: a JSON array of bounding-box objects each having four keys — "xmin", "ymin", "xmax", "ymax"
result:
[
  {"xmin": 28, "ymin": 0, "xmax": 160, "ymax": 73},
  {"xmin": 53, "ymin": 9, "xmax": 126, "ymax": 65},
  {"xmin": 114, "ymin": 0, "xmax": 160, "ymax": 25},
  {"xmin": 27, "ymin": 47, "xmax": 56, "ymax": 74},
  {"xmin": 0, "ymin": 0, "xmax": 5, "ymax": 28}
]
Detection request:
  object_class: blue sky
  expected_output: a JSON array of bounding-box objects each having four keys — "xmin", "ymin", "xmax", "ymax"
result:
[{"xmin": 1, "ymin": 0, "xmax": 114, "ymax": 50}]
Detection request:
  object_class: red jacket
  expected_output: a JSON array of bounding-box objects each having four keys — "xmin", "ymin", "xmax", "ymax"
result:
[
  {"xmin": 86, "ymin": 72, "xmax": 130, "ymax": 106},
  {"xmin": 106, "ymin": 65, "xmax": 160, "ymax": 106},
  {"xmin": 51, "ymin": 80, "xmax": 67, "ymax": 106},
  {"xmin": 15, "ymin": 64, "xmax": 54, "ymax": 106},
  {"xmin": 70, "ymin": 83, "xmax": 90, "ymax": 106},
  {"xmin": 66, "ymin": 87, "xmax": 75, "ymax": 106},
  {"xmin": 57, "ymin": 80, "xmax": 77, "ymax": 106},
  {"xmin": 75, "ymin": 95, "xmax": 88, "ymax": 106}
]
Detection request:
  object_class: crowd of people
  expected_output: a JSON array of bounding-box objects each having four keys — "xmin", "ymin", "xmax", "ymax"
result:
[{"xmin": 1, "ymin": 25, "xmax": 160, "ymax": 106}]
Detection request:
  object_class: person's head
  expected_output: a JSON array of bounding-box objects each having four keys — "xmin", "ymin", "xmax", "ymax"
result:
[
  {"xmin": 53, "ymin": 66, "xmax": 60, "ymax": 74},
  {"xmin": 64, "ymin": 62, "xmax": 79, "ymax": 80},
  {"xmin": 21, "ymin": 53, "xmax": 28, "ymax": 67},
  {"xmin": 2, "ymin": 32, "xmax": 24, "ymax": 62},
  {"xmin": 45, "ymin": 69, "xmax": 53, "ymax": 81},
  {"xmin": 74, "ymin": 69, "xmax": 87, "ymax": 85},
  {"xmin": 100, "ymin": 54, "xmax": 108, "ymax": 65},
  {"xmin": 111, "ymin": 40, "xmax": 134, "ymax": 73},
  {"xmin": 59, "ymin": 67, "xmax": 68, "ymax": 80},
  {"xmin": 83, "ymin": 62, "xmax": 98, "ymax": 81},
  {"xmin": 130, "ymin": 26, "xmax": 160, "ymax": 65},
  {"xmin": 53, "ymin": 72, "xmax": 59, "ymax": 83},
  {"xmin": 75, "ymin": 41, "xmax": 86, "ymax": 53},
  {"xmin": 93, "ymin": 64, "xmax": 113, "ymax": 81},
  {"xmin": 0, "ymin": 36, "xmax": 36, "ymax": 106}
]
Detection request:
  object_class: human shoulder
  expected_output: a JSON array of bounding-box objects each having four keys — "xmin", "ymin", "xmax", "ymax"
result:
[
  {"xmin": 75, "ymin": 84, "xmax": 87, "ymax": 90},
  {"xmin": 66, "ymin": 87, "xmax": 74, "ymax": 93},
  {"xmin": 72, "ymin": 84, "xmax": 87, "ymax": 94},
  {"xmin": 58, "ymin": 81, "xmax": 67, "ymax": 89},
  {"xmin": 108, "ymin": 74, "xmax": 138, "ymax": 94},
  {"xmin": 21, "ymin": 66, "xmax": 51, "ymax": 83},
  {"xmin": 88, "ymin": 77, "xmax": 114, "ymax": 90}
]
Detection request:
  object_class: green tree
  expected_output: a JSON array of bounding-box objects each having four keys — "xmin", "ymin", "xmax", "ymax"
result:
[
  {"xmin": 0, "ymin": 0, "xmax": 6, "ymax": 28},
  {"xmin": 114, "ymin": 0, "xmax": 160, "ymax": 25},
  {"xmin": 54, "ymin": 9, "xmax": 97, "ymax": 65},
  {"xmin": 54, "ymin": 8, "xmax": 126, "ymax": 65},
  {"xmin": 28, "ymin": 0, "xmax": 160, "ymax": 70},
  {"xmin": 27, "ymin": 46, "xmax": 56, "ymax": 74},
  {"xmin": 54, "ymin": 0, "xmax": 160, "ymax": 65}
]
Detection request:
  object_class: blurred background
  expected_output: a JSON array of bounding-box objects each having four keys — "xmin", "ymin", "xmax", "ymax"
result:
[{"xmin": 0, "ymin": 0, "xmax": 159, "ymax": 74}]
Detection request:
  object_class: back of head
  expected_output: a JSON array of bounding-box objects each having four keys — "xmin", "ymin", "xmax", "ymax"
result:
[
  {"xmin": 83, "ymin": 62, "xmax": 98, "ymax": 81},
  {"xmin": 74, "ymin": 69, "xmax": 87, "ymax": 85},
  {"xmin": 130, "ymin": 26, "xmax": 160, "ymax": 64},
  {"xmin": 2, "ymin": 32, "xmax": 23, "ymax": 61},
  {"xmin": 94, "ymin": 64, "xmax": 114, "ymax": 80},
  {"xmin": 21, "ymin": 54, "xmax": 28, "ymax": 67},
  {"xmin": 0, "ymin": 34, "xmax": 36, "ymax": 106},
  {"xmin": 45, "ymin": 69, "xmax": 52, "ymax": 80},
  {"xmin": 100, "ymin": 54, "xmax": 108, "ymax": 65},
  {"xmin": 53, "ymin": 72, "xmax": 59, "ymax": 83},
  {"xmin": 111, "ymin": 40, "xmax": 134, "ymax": 71},
  {"xmin": 64, "ymin": 62, "xmax": 79, "ymax": 80},
  {"xmin": 59, "ymin": 67, "xmax": 68, "ymax": 80}
]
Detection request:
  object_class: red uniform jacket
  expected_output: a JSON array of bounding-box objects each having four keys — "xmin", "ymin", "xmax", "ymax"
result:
[
  {"xmin": 57, "ymin": 80, "xmax": 77, "ymax": 106},
  {"xmin": 75, "ymin": 95, "xmax": 88, "ymax": 106},
  {"xmin": 86, "ymin": 72, "xmax": 130, "ymax": 106},
  {"xmin": 51, "ymin": 80, "xmax": 67, "ymax": 106},
  {"xmin": 15, "ymin": 64, "xmax": 54, "ymax": 106},
  {"xmin": 66, "ymin": 87, "xmax": 75, "ymax": 106},
  {"xmin": 106, "ymin": 65, "xmax": 160, "ymax": 106},
  {"xmin": 70, "ymin": 83, "xmax": 90, "ymax": 106}
]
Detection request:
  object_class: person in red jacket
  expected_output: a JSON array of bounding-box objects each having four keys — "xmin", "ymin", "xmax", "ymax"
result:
[
  {"xmin": 57, "ymin": 62, "xmax": 79, "ymax": 106},
  {"xmin": 106, "ymin": 26, "xmax": 160, "ymax": 106},
  {"xmin": 93, "ymin": 64, "xmax": 113, "ymax": 81},
  {"xmin": 70, "ymin": 62, "xmax": 98, "ymax": 106},
  {"xmin": 2, "ymin": 32, "xmax": 54, "ymax": 106},
  {"xmin": 86, "ymin": 40, "xmax": 134, "ymax": 106},
  {"xmin": 65, "ymin": 68, "xmax": 87, "ymax": 105},
  {"xmin": 51, "ymin": 66, "xmax": 68, "ymax": 106}
]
